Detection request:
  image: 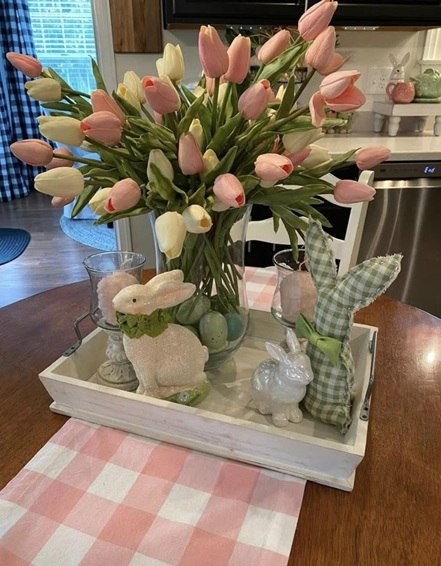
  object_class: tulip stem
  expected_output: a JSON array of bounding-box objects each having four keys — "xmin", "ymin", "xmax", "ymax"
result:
[
  {"xmin": 292, "ymin": 68, "xmax": 315, "ymax": 105},
  {"xmin": 218, "ymin": 82, "xmax": 233, "ymax": 127},
  {"xmin": 62, "ymin": 88, "xmax": 91, "ymax": 99},
  {"xmin": 140, "ymin": 105, "xmax": 154, "ymax": 122},
  {"xmin": 84, "ymin": 136, "xmax": 140, "ymax": 161},
  {"xmin": 52, "ymin": 152, "xmax": 110, "ymax": 167},
  {"xmin": 211, "ymin": 78, "xmax": 220, "ymax": 135}
]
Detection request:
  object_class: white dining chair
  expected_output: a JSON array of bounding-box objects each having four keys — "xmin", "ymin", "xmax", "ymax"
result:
[{"xmin": 245, "ymin": 170, "xmax": 374, "ymax": 276}]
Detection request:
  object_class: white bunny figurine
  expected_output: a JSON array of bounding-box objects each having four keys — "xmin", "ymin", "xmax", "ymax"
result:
[
  {"xmin": 388, "ymin": 52, "xmax": 410, "ymax": 85},
  {"xmin": 112, "ymin": 269, "xmax": 209, "ymax": 400},
  {"xmin": 251, "ymin": 328, "xmax": 314, "ymax": 427}
]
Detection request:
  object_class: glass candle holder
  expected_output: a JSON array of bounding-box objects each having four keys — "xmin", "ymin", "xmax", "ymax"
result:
[
  {"xmin": 271, "ymin": 248, "xmax": 317, "ymax": 327},
  {"xmin": 82, "ymin": 251, "xmax": 146, "ymax": 391},
  {"xmin": 83, "ymin": 251, "xmax": 146, "ymax": 330}
]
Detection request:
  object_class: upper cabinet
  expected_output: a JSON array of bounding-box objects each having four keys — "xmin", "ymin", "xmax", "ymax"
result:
[{"xmin": 162, "ymin": 1, "xmax": 441, "ymax": 28}]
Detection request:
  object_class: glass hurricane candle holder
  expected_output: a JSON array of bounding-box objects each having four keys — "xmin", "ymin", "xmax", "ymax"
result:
[
  {"xmin": 271, "ymin": 248, "xmax": 317, "ymax": 328},
  {"xmin": 83, "ymin": 251, "xmax": 145, "ymax": 391}
]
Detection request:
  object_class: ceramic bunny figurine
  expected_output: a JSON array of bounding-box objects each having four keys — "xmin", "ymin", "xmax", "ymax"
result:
[
  {"xmin": 112, "ymin": 270, "xmax": 210, "ymax": 404},
  {"xmin": 251, "ymin": 328, "xmax": 314, "ymax": 427},
  {"xmin": 299, "ymin": 220, "xmax": 402, "ymax": 433},
  {"xmin": 388, "ymin": 52, "xmax": 410, "ymax": 84}
]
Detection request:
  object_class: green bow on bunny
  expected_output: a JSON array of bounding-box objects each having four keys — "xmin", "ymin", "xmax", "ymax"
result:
[{"xmin": 298, "ymin": 220, "xmax": 402, "ymax": 434}]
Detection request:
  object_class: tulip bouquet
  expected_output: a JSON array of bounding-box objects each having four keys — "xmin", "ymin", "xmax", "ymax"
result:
[{"xmin": 8, "ymin": 0, "xmax": 390, "ymax": 366}]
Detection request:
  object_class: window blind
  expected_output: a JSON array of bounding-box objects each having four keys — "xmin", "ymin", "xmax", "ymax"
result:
[{"xmin": 28, "ymin": 0, "xmax": 97, "ymax": 94}]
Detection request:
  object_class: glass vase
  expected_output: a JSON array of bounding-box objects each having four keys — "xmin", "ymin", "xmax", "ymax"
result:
[
  {"xmin": 150, "ymin": 206, "xmax": 251, "ymax": 370},
  {"xmin": 271, "ymin": 248, "xmax": 317, "ymax": 328},
  {"xmin": 83, "ymin": 251, "xmax": 145, "ymax": 390}
]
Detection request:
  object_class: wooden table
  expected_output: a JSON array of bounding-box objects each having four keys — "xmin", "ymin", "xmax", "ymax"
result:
[{"xmin": 1, "ymin": 283, "xmax": 440, "ymax": 565}]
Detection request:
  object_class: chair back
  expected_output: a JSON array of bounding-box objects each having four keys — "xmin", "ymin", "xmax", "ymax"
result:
[{"xmin": 245, "ymin": 170, "xmax": 374, "ymax": 276}]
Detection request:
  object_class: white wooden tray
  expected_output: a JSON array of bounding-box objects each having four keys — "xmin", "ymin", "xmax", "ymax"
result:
[{"xmin": 39, "ymin": 310, "xmax": 377, "ymax": 491}]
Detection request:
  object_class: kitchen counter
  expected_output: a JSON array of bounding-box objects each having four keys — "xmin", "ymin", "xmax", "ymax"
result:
[{"xmin": 319, "ymin": 132, "xmax": 441, "ymax": 161}]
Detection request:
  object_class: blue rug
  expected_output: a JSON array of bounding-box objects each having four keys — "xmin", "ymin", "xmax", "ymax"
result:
[
  {"xmin": 0, "ymin": 228, "xmax": 31, "ymax": 265},
  {"xmin": 59, "ymin": 215, "xmax": 117, "ymax": 251}
]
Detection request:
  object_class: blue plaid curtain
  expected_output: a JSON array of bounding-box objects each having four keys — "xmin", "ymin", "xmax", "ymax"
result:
[{"xmin": 0, "ymin": 0, "xmax": 42, "ymax": 202}]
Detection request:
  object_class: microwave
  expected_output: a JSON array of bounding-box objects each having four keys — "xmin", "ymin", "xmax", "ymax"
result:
[{"xmin": 163, "ymin": 0, "xmax": 441, "ymax": 28}]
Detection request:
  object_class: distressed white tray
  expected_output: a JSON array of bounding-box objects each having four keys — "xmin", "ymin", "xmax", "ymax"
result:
[{"xmin": 39, "ymin": 310, "xmax": 377, "ymax": 491}]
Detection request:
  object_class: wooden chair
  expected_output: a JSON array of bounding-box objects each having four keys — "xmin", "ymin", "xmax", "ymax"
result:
[{"xmin": 245, "ymin": 170, "xmax": 374, "ymax": 276}]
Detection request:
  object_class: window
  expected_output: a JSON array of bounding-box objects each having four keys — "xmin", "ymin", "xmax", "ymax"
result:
[{"xmin": 28, "ymin": 0, "xmax": 97, "ymax": 94}]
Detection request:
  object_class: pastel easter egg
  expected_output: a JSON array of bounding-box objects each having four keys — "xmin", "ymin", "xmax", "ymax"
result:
[
  {"xmin": 199, "ymin": 311, "xmax": 228, "ymax": 352},
  {"xmin": 176, "ymin": 294, "xmax": 211, "ymax": 325},
  {"xmin": 225, "ymin": 312, "xmax": 246, "ymax": 341}
]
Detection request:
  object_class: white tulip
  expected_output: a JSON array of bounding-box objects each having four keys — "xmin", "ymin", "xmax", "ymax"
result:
[
  {"xmin": 147, "ymin": 149, "xmax": 174, "ymax": 182},
  {"xmin": 34, "ymin": 167, "xmax": 84, "ymax": 198},
  {"xmin": 160, "ymin": 44, "xmax": 185, "ymax": 82},
  {"xmin": 301, "ymin": 144, "xmax": 332, "ymax": 169},
  {"xmin": 182, "ymin": 205, "xmax": 212, "ymax": 234},
  {"xmin": 89, "ymin": 187, "xmax": 112, "ymax": 215},
  {"xmin": 202, "ymin": 149, "xmax": 219, "ymax": 174},
  {"xmin": 25, "ymin": 78, "xmax": 62, "ymax": 102},
  {"xmin": 155, "ymin": 211, "xmax": 187, "ymax": 259},
  {"xmin": 38, "ymin": 116, "xmax": 85, "ymax": 147},
  {"xmin": 189, "ymin": 118, "xmax": 204, "ymax": 150},
  {"xmin": 122, "ymin": 71, "xmax": 144, "ymax": 103},
  {"xmin": 117, "ymin": 82, "xmax": 141, "ymax": 112},
  {"xmin": 282, "ymin": 129, "xmax": 323, "ymax": 154}
]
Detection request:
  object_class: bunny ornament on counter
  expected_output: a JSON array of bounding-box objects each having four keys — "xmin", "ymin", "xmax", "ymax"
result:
[
  {"xmin": 386, "ymin": 52, "xmax": 415, "ymax": 103},
  {"xmin": 251, "ymin": 328, "xmax": 314, "ymax": 427},
  {"xmin": 112, "ymin": 270, "xmax": 210, "ymax": 405},
  {"xmin": 297, "ymin": 221, "xmax": 402, "ymax": 434}
]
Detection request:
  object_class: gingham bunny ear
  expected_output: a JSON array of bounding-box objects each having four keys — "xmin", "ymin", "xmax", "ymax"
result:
[
  {"xmin": 305, "ymin": 220, "xmax": 338, "ymax": 290},
  {"xmin": 335, "ymin": 254, "xmax": 402, "ymax": 313}
]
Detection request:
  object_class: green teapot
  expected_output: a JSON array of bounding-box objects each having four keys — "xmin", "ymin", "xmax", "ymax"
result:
[{"xmin": 411, "ymin": 69, "xmax": 441, "ymax": 101}]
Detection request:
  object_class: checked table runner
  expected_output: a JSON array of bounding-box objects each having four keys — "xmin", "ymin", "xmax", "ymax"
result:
[{"xmin": 0, "ymin": 267, "xmax": 306, "ymax": 566}]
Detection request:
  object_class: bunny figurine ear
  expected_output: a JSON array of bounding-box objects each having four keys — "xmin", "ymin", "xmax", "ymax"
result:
[
  {"xmin": 305, "ymin": 220, "xmax": 338, "ymax": 290},
  {"xmin": 265, "ymin": 342, "xmax": 289, "ymax": 363},
  {"xmin": 401, "ymin": 52, "xmax": 410, "ymax": 66},
  {"xmin": 389, "ymin": 53, "xmax": 398, "ymax": 66},
  {"xmin": 285, "ymin": 327, "xmax": 301, "ymax": 354}
]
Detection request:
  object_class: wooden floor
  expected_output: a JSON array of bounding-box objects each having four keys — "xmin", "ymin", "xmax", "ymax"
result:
[{"xmin": 0, "ymin": 190, "xmax": 102, "ymax": 308}]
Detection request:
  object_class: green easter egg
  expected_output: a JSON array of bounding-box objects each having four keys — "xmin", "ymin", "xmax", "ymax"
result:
[
  {"xmin": 176, "ymin": 294, "xmax": 211, "ymax": 325},
  {"xmin": 225, "ymin": 312, "xmax": 246, "ymax": 342},
  {"xmin": 199, "ymin": 311, "xmax": 228, "ymax": 352}
]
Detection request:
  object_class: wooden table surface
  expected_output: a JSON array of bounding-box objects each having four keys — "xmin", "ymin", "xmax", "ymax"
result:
[{"xmin": 1, "ymin": 283, "xmax": 440, "ymax": 565}]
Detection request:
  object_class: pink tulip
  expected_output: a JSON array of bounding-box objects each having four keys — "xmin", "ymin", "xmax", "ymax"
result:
[
  {"xmin": 310, "ymin": 70, "xmax": 366, "ymax": 127},
  {"xmin": 10, "ymin": 139, "xmax": 53, "ymax": 166},
  {"xmin": 320, "ymin": 70, "xmax": 361, "ymax": 99},
  {"xmin": 298, "ymin": 0, "xmax": 338, "ymax": 41},
  {"xmin": 334, "ymin": 180, "xmax": 376, "ymax": 204},
  {"xmin": 318, "ymin": 52, "xmax": 345, "ymax": 75},
  {"xmin": 6, "ymin": 52, "xmax": 42, "ymax": 77},
  {"xmin": 355, "ymin": 147, "xmax": 391, "ymax": 170},
  {"xmin": 224, "ymin": 35, "xmax": 251, "ymax": 84},
  {"xmin": 142, "ymin": 76, "xmax": 181, "ymax": 114},
  {"xmin": 80, "ymin": 111, "xmax": 122, "ymax": 145},
  {"xmin": 309, "ymin": 91, "xmax": 327, "ymax": 127},
  {"xmin": 105, "ymin": 178, "xmax": 141, "ymax": 213},
  {"xmin": 255, "ymin": 153, "xmax": 294, "ymax": 182},
  {"xmin": 51, "ymin": 196, "xmax": 74, "ymax": 208},
  {"xmin": 304, "ymin": 26, "xmax": 336, "ymax": 74},
  {"xmin": 238, "ymin": 79, "xmax": 272, "ymax": 120},
  {"xmin": 178, "ymin": 133, "xmax": 204, "ymax": 175},
  {"xmin": 213, "ymin": 173, "xmax": 246, "ymax": 208},
  {"xmin": 46, "ymin": 147, "xmax": 75, "ymax": 169},
  {"xmin": 285, "ymin": 147, "xmax": 311, "ymax": 167},
  {"xmin": 91, "ymin": 89, "xmax": 126, "ymax": 125},
  {"xmin": 198, "ymin": 25, "xmax": 229, "ymax": 79},
  {"xmin": 257, "ymin": 29, "xmax": 291, "ymax": 64}
]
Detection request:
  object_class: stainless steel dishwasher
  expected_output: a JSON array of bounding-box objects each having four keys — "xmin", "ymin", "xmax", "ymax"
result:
[{"xmin": 357, "ymin": 161, "xmax": 441, "ymax": 319}]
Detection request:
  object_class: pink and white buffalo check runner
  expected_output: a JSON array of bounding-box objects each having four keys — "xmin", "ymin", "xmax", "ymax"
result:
[{"xmin": 0, "ymin": 267, "xmax": 305, "ymax": 566}]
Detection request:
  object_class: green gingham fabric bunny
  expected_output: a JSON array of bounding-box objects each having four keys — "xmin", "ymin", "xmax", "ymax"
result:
[{"xmin": 298, "ymin": 220, "xmax": 402, "ymax": 433}]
